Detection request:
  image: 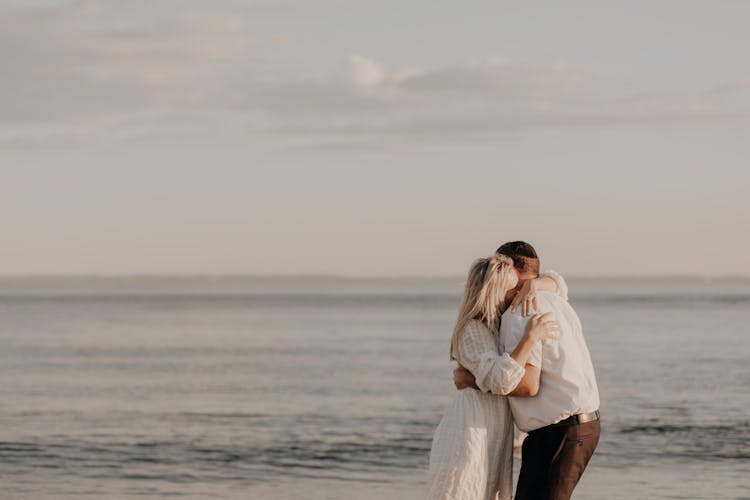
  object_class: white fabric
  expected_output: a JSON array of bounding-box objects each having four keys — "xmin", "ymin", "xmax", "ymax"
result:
[
  {"xmin": 427, "ymin": 320, "xmax": 522, "ymax": 500},
  {"xmin": 500, "ymin": 273, "xmax": 600, "ymax": 432},
  {"xmin": 540, "ymin": 269, "xmax": 568, "ymax": 302},
  {"xmin": 477, "ymin": 269, "xmax": 568, "ymax": 393}
]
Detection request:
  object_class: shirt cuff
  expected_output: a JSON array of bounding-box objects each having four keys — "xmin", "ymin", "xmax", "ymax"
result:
[
  {"xmin": 476, "ymin": 352, "xmax": 526, "ymax": 395},
  {"xmin": 499, "ymin": 353, "xmax": 526, "ymax": 395}
]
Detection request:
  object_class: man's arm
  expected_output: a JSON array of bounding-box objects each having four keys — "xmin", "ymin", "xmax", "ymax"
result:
[{"xmin": 453, "ymin": 365, "xmax": 480, "ymax": 390}]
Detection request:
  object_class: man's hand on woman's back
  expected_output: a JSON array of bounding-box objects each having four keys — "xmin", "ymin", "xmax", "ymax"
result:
[{"xmin": 453, "ymin": 366, "xmax": 479, "ymax": 390}]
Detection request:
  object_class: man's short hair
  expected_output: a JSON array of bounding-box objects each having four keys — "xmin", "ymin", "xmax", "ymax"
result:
[{"xmin": 496, "ymin": 241, "xmax": 539, "ymax": 275}]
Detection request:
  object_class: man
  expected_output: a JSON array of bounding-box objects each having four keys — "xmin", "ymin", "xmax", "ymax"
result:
[{"xmin": 454, "ymin": 241, "xmax": 600, "ymax": 500}]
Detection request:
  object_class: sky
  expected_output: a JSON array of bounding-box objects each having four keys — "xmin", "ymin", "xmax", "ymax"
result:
[{"xmin": 1, "ymin": 0, "xmax": 749, "ymax": 276}]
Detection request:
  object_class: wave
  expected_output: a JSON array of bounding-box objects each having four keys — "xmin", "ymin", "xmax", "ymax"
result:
[
  {"xmin": 0, "ymin": 433, "xmax": 432, "ymax": 482},
  {"xmin": 616, "ymin": 422, "xmax": 750, "ymax": 461},
  {"xmin": 619, "ymin": 423, "xmax": 746, "ymax": 435},
  {"xmin": 3, "ymin": 413, "xmax": 749, "ymax": 487}
]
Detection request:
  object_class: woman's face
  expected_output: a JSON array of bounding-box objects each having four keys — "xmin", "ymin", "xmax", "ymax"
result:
[
  {"xmin": 506, "ymin": 267, "xmax": 519, "ymax": 291},
  {"xmin": 496, "ymin": 268, "xmax": 518, "ymax": 310}
]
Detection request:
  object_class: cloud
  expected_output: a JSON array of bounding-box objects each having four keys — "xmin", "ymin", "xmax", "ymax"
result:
[
  {"xmin": 346, "ymin": 54, "xmax": 385, "ymax": 88},
  {"xmin": 0, "ymin": 1, "xmax": 748, "ymax": 148},
  {"xmin": 253, "ymin": 57, "xmax": 750, "ymax": 141},
  {"xmin": 0, "ymin": 0, "xmax": 275, "ymax": 142}
]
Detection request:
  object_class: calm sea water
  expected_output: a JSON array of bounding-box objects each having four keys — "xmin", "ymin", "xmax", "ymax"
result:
[{"xmin": 1, "ymin": 276, "xmax": 748, "ymax": 499}]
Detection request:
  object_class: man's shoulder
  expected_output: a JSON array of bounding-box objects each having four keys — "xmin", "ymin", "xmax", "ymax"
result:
[
  {"xmin": 500, "ymin": 293, "xmax": 561, "ymax": 336},
  {"xmin": 538, "ymin": 290, "xmax": 578, "ymax": 315},
  {"xmin": 500, "ymin": 307, "xmax": 529, "ymax": 338},
  {"xmin": 537, "ymin": 291, "xmax": 567, "ymax": 310},
  {"xmin": 501, "ymin": 307, "xmax": 525, "ymax": 322}
]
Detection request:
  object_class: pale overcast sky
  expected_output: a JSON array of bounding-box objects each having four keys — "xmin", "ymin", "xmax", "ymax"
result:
[{"xmin": 1, "ymin": 0, "xmax": 748, "ymax": 276}]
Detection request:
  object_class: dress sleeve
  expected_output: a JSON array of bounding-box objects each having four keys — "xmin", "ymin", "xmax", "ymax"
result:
[
  {"xmin": 540, "ymin": 269, "xmax": 569, "ymax": 301},
  {"xmin": 457, "ymin": 321, "xmax": 525, "ymax": 396}
]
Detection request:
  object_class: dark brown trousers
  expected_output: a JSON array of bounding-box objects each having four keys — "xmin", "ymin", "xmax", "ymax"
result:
[{"xmin": 515, "ymin": 420, "xmax": 600, "ymax": 500}]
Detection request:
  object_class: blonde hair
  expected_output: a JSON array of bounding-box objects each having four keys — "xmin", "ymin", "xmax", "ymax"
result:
[{"xmin": 450, "ymin": 254, "xmax": 516, "ymax": 360}]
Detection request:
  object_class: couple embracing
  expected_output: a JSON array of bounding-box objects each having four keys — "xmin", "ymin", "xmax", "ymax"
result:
[{"xmin": 427, "ymin": 241, "xmax": 600, "ymax": 500}]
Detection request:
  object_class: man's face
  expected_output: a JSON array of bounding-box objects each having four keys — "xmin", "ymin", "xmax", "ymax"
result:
[
  {"xmin": 515, "ymin": 265, "xmax": 537, "ymax": 283},
  {"xmin": 506, "ymin": 266, "xmax": 536, "ymax": 300}
]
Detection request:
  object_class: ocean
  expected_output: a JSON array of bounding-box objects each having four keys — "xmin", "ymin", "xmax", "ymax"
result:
[{"xmin": 1, "ymin": 276, "xmax": 748, "ymax": 499}]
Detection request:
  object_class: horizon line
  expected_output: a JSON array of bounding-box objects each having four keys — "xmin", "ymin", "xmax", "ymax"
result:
[{"xmin": 0, "ymin": 273, "xmax": 748, "ymax": 280}]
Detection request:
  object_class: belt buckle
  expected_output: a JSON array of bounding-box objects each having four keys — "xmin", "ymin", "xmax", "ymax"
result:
[{"xmin": 577, "ymin": 410, "xmax": 600, "ymax": 424}]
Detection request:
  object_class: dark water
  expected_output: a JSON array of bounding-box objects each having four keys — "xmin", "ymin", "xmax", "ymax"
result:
[{"xmin": 1, "ymin": 277, "xmax": 749, "ymax": 499}]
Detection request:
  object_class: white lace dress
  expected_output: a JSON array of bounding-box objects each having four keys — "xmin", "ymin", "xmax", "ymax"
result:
[
  {"xmin": 427, "ymin": 271, "xmax": 568, "ymax": 500},
  {"xmin": 426, "ymin": 320, "xmax": 523, "ymax": 500}
]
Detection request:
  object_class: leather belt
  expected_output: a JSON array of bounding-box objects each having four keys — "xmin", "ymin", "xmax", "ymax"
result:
[{"xmin": 548, "ymin": 410, "xmax": 600, "ymax": 428}]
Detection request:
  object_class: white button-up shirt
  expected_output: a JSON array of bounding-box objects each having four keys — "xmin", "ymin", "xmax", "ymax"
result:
[{"xmin": 500, "ymin": 279, "xmax": 600, "ymax": 432}]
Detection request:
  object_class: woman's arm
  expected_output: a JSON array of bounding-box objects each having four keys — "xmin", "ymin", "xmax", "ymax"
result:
[
  {"xmin": 511, "ymin": 270, "xmax": 569, "ymax": 315},
  {"xmin": 503, "ymin": 312, "xmax": 559, "ymax": 397},
  {"xmin": 454, "ymin": 315, "xmax": 558, "ymax": 395},
  {"xmin": 539, "ymin": 270, "xmax": 568, "ymax": 300},
  {"xmin": 454, "ymin": 321, "xmax": 525, "ymax": 395},
  {"xmin": 507, "ymin": 312, "xmax": 558, "ymax": 368}
]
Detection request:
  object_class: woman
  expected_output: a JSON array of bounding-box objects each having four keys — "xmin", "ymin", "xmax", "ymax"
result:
[{"xmin": 427, "ymin": 254, "xmax": 565, "ymax": 500}]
